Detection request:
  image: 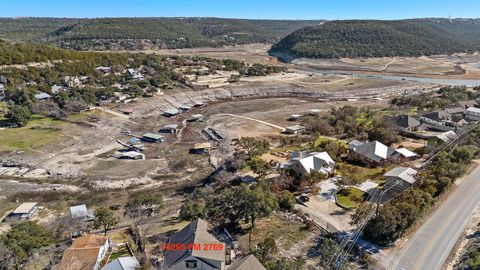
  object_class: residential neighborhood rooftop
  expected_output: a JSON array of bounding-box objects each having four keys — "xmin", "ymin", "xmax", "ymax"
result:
[{"xmin": 384, "ymin": 167, "xmax": 418, "ymax": 184}]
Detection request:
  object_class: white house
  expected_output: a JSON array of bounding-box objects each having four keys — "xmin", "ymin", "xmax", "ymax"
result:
[
  {"xmin": 163, "ymin": 218, "xmax": 226, "ymax": 270},
  {"xmin": 465, "ymin": 107, "xmax": 480, "ymax": 121},
  {"xmin": 285, "ymin": 151, "xmax": 335, "ymax": 178}
]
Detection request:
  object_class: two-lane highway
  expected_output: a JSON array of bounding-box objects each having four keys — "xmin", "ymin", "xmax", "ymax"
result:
[{"xmin": 388, "ymin": 165, "xmax": 480, "ymax": 270}]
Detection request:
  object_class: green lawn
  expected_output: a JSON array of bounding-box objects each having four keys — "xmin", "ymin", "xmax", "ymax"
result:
[
  {"xmin": 336, "ymin": 187, "xmax": 367, "ymax": 210},
  {"xmin": 109, "ymin": 245, "xmax": 131, "ymax": 261},
  {"xmin": 0, "ymin": 115, "xmax": 65, "ymax": 151},
  {"xmin": 336, "ymin": 163, "xmax": 387, "ymax": 184}
]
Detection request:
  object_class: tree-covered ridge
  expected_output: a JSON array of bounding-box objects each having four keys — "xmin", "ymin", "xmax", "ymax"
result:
[
  {"xmin": 0, "ymin": 17, "xmax": 323, "ymax": 50},
  {"xmin": 270, "ymin": 19, "xmax": 480, "ymax": 59}
]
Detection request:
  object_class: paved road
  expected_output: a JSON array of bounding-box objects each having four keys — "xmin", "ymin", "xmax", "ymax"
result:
[{"xmin": 388, "ymin": 165, "xmax": 480, "ymax": 270}]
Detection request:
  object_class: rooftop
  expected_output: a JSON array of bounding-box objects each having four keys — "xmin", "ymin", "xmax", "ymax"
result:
[
  {"xmin": 384, "ymin": 167, "xmax": 418, "ymax": 184},
  {"xmin": 12, "ymin": 202, "xmax": 37, "ymax": 214},
  {"xmin": 228, "ymin": 255, "xmax": 266, "ymax": 270},
  {"xmin": 164, "ymin": 218, "xmax": 225, "ymax": 268},
  {"xmin": 102, "ymin": 256, "xmax": 140, "ymax": 270}
]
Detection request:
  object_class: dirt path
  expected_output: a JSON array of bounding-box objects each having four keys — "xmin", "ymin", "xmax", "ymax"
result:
[
  {"xmin": 92, "ymin": 107, "xmax": 137, "ymax": 124},
  {"xmin": 382, "ymin": 57, "xmax": 397, "ymax": 72},
  {"xmin": 216, "ymin": 113, "xmax": 285, "ymax": 131}
]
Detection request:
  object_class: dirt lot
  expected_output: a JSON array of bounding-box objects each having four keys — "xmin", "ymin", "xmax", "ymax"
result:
[{"xmin": 293, "ymin": 53, "xmax": 480, "ymax": 79}]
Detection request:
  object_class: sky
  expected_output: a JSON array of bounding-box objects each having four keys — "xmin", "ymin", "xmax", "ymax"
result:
[{"xmin": 1, "ymin": 0, "xmax": 479, "ymax": 20}]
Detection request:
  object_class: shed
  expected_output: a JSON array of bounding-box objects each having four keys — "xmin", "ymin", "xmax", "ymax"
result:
[
  {"xmin": 284, "ymin": 125, "xmax": 305, "ymax": 134},
  {"xmin": 160, "ymin": 124, "xmax": 179, "ymax": 134},
  {"xmin": 188, "ymin": 114, "xmax": 204, "ymax": 122},
  {"xmin": 190, "ymin": 143, "xmax": 212, "ymax": 154},
  {"xmin": 70, "ymin": 204, "xmax": 94, "ymax": 221},
  {"xmin": 309, "ymin": 109, "xmax": 322, "ymax": 115},
  {"xmin": 9, "ymin": 202, "xmax": 38, "ymax": 220},
  {"xmin": 112, "ymin": 151, "xmax": 145, "ymax": 160},
  {"xmin": 142, "ymin": 133, "xmax": 164, "ymax": 143},
  {"xmin": 393, "ymin": 148, "xmax": 418, "ymax": 159},
  {"xmin": 34, "ymin": 92, "xmax": 51, "ymax": 100},
  {"xmin": 288, "ymin": 114, "xmax": 302, "ymax": 121},
  {"xmin": 164, "ymin": 109, "xmax": 180, "ymax": 117},
  {"xmin": 179, "ymin": 104, "xmax": 193, "ymax": 111}
]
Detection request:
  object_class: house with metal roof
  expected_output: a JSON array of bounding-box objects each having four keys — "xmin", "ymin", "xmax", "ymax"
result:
[
  {"xmin": 284, "ymin": 125, "xmax": 305, "ymax": 134},
  {"xmin": 189, "ymin": 114, "xmax": 204, "ymax": 122},
  {"xmin": 102, "ymin": 256, "xmax": 140, "ymax": 270},
  {"xmin": 160, "ymin": 124, "xmax": 179, "ymax": 134},
  {"xmin": 393, "ymin": 115, "xmax": 421, "ymax": 131},
  {"xmin": 190, "ymin": 143, "xmax": 212, "ymax": 154},
  {"xmin": 285, "ymin": 151, "xmax": 335, "ymax": 178},
  {"xmin": 70, "ymin": 204, "xmax": 94, "ymax": 221},
  {"xmin": 392, "ymin": 148, "xmax": 418, "ymax": 160},
  {"xmin": 348, "ymin": 140, "xmax": 395, "ymax": 167},
  {"xmin": 164, "ymin": 109, "xmax": 180, "ymax": 117},
  {"xmin": 384, "ymin": 167, "xmax": 418, "ymax": 193},
  {"xmin": 179, "ymin": 104, "xmax": 193, "ymax": 111},
  {"xmin": 163, "ymin": 218, "xmax": 226, "ymax": 270},
  {"xmin": 7, "ymin": 202, "xmax": 38, "ymax": 220},
  {"xmin": 420, "ymin": 110, "xmax": 452, "ymax": 126},
  {"xmin": 142, "ymin": 133, "xmax": 164, "ymax": 143},
  {"xmin": 465, "ymin": 107, "xmax": 480, "ymax": 121},
  {"xmin": 227, "ymin": 255, "xmax": 265, "ymax": 270}
]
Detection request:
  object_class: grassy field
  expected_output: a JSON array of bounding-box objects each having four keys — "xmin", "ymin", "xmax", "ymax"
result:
[
  {"xmin": 0, "ymin": 115, "xmax": 66, "ymax": 151},
  {"xmin": 335, "ymin": 187, "xmax": 367, "ymax": 210}
]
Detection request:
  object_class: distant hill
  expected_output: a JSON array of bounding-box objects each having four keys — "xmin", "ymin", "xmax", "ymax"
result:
[
  {"xmin": 269, "ymin": 19, "xmax": 480, "ymax": 59},
  {"xmin": 0, "ymin": 17, "xmax": 323, "ymax": 50}
]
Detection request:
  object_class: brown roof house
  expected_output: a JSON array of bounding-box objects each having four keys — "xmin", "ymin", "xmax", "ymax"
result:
[
  {"xmin": 57, "ymin": 234, "xmax": 110, "ymax": 270},
  {"xmin": 163, "ymin": 218, "xmax": 226, "ymax": 270}
]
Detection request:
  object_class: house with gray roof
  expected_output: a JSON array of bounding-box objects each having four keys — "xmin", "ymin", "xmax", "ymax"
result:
[
  {"xmin": 285, "ymin": 151, "xmax": 335, "ymax": 178},
  {"xmin": 348, "ymin": 140, "xmax": 395, "ymax": 167},
  {"xmin": 384, "ymin": 167, "xmax": 418, "ymax": 193},
  {"xmin": 420, "ymin": 110, "xmax": 452, "ymax": 126},
  {"xmin": 102, "ymin": 256, "xmax": 140, "ymax": 270},
  {"xmin": 227, "ymin": 255, "xmax": 265, "ymax": 270},
  {"xmin": 163, "ymin": 218, "xmax": 226, "ymax": 270},
  {"xmin": 393, "ymin": 115, "xmax": 420, "ymax": 131}
]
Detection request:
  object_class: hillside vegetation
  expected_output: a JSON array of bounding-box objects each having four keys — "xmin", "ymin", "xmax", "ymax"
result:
[
  {"xmin": 0, "ymin": 17, "xmax": 322, "ymax": 50},
  {"xmin": 270, "ymin": 19, "xmax": 480, "ymax": 59}
]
